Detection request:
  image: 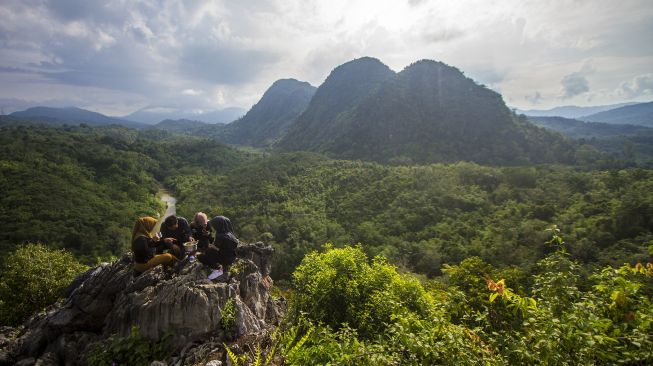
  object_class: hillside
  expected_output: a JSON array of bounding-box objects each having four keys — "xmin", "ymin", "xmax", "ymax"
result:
[
  {"xmin": 279, "ymin": 58, "xmax": 577, "ymax": 165},
  {"xmin": 216, "ymin": 79, "xmax": 316, "ymax": 146},
  {"xmin": 278, "ymin": 57, "xmax": 396, "ymax": 151},
  {"xmin": 0, "ymin": 124, "xmax": 255, "ymax": 261},
  {"xmin": 517, "ymin": 102, "xmax": 636, "ymax": 118},
  {"xmin": 9, "ymin": 106, "xmax": 146, "ymax": 129},
  {"xmin": 581, "ymin": 101, "xmax": 653, "ymax": 127},
  {"xmin": 528, "ymin": 116, "xmax": 653, "ymax": 139},
  {"xmin": 172, "ymin": 153, "xmax": 652, "ymax": 279},
  {"xmin": 152, "ymin": 118, "xmax": 212, "ymax": 134}
]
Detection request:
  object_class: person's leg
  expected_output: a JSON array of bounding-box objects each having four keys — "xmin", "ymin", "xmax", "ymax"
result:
[{"xmin": 134, "ymin": 253, "xmax": 175, "ymax": 273}]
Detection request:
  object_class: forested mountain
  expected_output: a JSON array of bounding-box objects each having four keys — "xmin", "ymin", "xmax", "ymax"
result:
[
  {"xmin": 582, "ymin": 101, "xmax": 653, "ymax": 127},
  {"xmin": 153, "ymin": 119, "xmax": 213, "ymax": 134},
  {"xmin": 528, "ymin": 116, "xmax": 653, "ymax": 166},
  {"xmin": 216, "ymin": 79, "xmax": 316, "ymax": 146},
  {"xmin": 279, "ymin": 59, "xmax": 577, "ymax": 165},
  {"xmin": 9, "ymin": 106, "xmax": 147, "ymax": 129},
  {"xmin": 517, "ymin": 102, "xmax": 637, "ymax": 118},
  {"xmin": 529, "ymin": 116, "xmax": 653, "ymax": 139},
  {"xmin": 278, "ymin": 57, "xmax": 395, "ymax": 151}
]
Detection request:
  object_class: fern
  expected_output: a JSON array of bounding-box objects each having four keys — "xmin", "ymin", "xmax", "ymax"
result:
[
  {"xmin": 224, "ymin": 343, "xmax": 248, "ymax": 366},
  {"xmin": 251, "ymin": 345, "xmax": 262, "ymax": 366}
]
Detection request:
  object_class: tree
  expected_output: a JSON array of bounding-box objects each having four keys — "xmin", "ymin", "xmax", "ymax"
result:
[{"xmin": 0, "ymin": 243, "xmax": 88, "ymax": 325}]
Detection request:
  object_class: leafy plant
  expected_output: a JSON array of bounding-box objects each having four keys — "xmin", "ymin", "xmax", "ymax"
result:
[
  {"xmin": 0, "ymin": 243, "xmax": 88, "ymax": 325},
  {"xmin": 86, "ymin": 326, "xmax": 172, "ymax": 366},
  {"xmin": 221, "ymin": 298, "xmax": 237, "ymax": 330}
]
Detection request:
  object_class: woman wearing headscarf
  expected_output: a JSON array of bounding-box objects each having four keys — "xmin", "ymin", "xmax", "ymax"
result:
[
  {"xmin": 199, "ymin": 216, "xmax": 239, "ymax": 270},
  {"xmin": 191, "ymin": 212, "xmax": 213, "ymax": 251},
  {"xmin": 131, "ymin": 216, "xmax": 175, "ymax": 274}
]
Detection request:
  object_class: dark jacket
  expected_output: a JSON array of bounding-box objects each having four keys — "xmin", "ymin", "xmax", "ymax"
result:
[
  {"xmin": 209, "ymin": 216, "xmax": 239, "ymax": 268},
  {"xmin": 198, "ymin": 244, "xmax": 221, "ymax": 269},
  {"xmin": 161, "ymin": 216, "xmax": 192, "ymax": 245},
  {"xmin": 191, "ymin": 222, "xmax": 214, "ymax": 251},
  {"xmin": 132, "ymin": 236, "xmax": 157, "ymax": 264}
]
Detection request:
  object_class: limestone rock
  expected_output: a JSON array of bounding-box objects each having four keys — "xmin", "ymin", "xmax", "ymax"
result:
[{"xmin": 3, "ymin": 243, "xmax": 284, "ymax": 365}]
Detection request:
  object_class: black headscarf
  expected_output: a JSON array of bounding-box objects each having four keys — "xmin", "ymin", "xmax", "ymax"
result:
[
  {"xmin": 207, "ymin": 216, "xmax": 239, "ymax": 268},
  {"xmin": 209, "ymin": 216, "xmax": 238, "ymax": 243}
]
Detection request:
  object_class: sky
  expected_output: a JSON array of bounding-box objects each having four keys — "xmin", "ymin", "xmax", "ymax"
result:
[{"xmin": 0, "ymin": 0, "xmax": 652, "ymax": 116}]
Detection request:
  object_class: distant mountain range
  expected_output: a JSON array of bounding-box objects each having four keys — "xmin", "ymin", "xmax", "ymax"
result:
[
  {"xmin": 123, "ymin": 107, "xmax": 245, "ymax": 124},
  {"xmin": 581, "ymin": 101, "xmax": 653, "ymax": 127},
  {"xmin": 516, "ymin": 103, "xmax": 638, "ymax": 119},
  {"xmin": 4, "ymin": 105, "xmax": 246, "ymax": 130},
  {"xmin": 528, "ymin": 116, "xmax": 653, "ymax": 139},
  {"xmin": 9, "ymin": 107, "xmax": 148, "ymax": 129}
]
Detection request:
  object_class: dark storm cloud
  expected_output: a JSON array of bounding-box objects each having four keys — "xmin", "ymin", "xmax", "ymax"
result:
[{"xmin": 561, "ymin": 72, "xmax": 589, "ymax": 98}]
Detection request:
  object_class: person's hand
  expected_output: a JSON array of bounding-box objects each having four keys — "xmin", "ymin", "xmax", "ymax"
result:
[{"xmin": 163, "ymin": 237, "xmax": 174, "ymax": 245}]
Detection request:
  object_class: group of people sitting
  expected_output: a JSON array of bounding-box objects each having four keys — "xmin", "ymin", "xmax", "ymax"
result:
[{"xmin": 131, "ymin": 213, "xmax": 239, "ymax": 275}]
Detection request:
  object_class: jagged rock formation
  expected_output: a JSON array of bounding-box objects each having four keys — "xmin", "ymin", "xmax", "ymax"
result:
[{"xmin": 1, "ymin": 242, "xmax": 283, "ymax": 365}]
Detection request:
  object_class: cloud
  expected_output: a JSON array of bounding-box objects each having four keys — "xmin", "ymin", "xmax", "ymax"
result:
[
  {"xmin": 525, "ymin": 91, "xmax": 542, "ymax": 105},
  {"xmin": 181, "ymin": 89, "xmax": 203, "ymax": 96},
  {"xmin": 561, "ymin": 72, "xmax": 589, "ymax": 98},
  {"xmin": 407, "ymin": 0, "xmax": 427, "ymax": 7},
  {"xmin": 179, "ymin": 44, "xmax": 279, "ymax": 85},
  {"xmin": 422, "ymin": 28, "xmax": 465, "ymax": 44},
  {"xmin": 1, "ymin": 0, "xmax": 653, "ymax": 113},
  {"xmin": 620, "ymin": 74, "xmax": 653, "ymax": 98}
]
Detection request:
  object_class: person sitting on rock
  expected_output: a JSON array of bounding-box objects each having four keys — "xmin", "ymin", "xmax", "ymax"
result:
[
  {"xmin": 160, "ymin": 215, "xmax": 191, "ymax": 259},
  {"xmin": 131, "ymin": 216, "xmax": 176, "ymax": 274},
  {"xmin": 191, "ymin": 212, "xmax": 213, "ymax": 251},
  {"xmin": 209, "ymin": 215, "xmax": 240, "ymax": 270},
  {"xmin": 198, "ymin": 244, "xmax": 225, "ymax": 280}
]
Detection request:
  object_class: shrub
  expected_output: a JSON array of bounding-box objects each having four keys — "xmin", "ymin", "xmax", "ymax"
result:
[
  {"xmin": 291, "ymin": 245, "xmax": 434, "ymax": 337},
  {"xmin": 86, "ymin": 326, "xmax": 172, "ymax": 366},
  {"xmin": 221, "ymin": 297, "xmax": 237, "ymax": 330},
  {"xmin": 0, "ymin": 243, "xmax": 88, "ymax": 325}
]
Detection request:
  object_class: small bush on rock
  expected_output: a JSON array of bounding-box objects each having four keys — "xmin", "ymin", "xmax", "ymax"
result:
[
  {"xmin": 0, "ymin": 243, "xmax": 88, "ymax": 325},
  {"xmin": 87, "ymin": 326, "xmax": 171, "ymax": 366}
]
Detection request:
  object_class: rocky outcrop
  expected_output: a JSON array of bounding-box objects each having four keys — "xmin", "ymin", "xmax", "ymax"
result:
[{"xmin": 1, "ymin": 242, "xmax": 283, "ymax": 365}]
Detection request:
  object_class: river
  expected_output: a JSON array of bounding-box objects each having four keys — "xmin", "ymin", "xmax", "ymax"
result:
[{"xmin": 154, "ymin": 189, "xmax": 177, "ymax": 233}]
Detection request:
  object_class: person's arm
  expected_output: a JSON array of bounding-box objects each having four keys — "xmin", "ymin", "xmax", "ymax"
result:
[{"xmin": 148, "ymin": 235, "xmax": 161, "ymax": 248}]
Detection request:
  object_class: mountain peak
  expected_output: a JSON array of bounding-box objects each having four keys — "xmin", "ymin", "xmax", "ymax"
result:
[
  {"xmin": 279, "ymin": 57, "xmax": 576, "ymax": 165},
  {"xmin": 328, "ymin": 56, "xmax": 393, "ymax": 78},
  {"xmin": 214, "ymin": 78, "xmax": 316, "ymax": 147}
]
